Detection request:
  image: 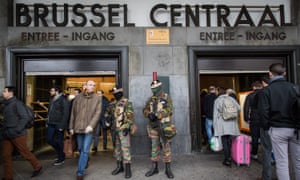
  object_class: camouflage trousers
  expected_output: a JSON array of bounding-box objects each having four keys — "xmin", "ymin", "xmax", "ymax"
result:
[
  {"xmin": 114, "ymin": 130, "xmax": 131, "ymax": 163},
  {"xmin": 147, "ymin": 125, "xmax": 172, "ymax": 163}
]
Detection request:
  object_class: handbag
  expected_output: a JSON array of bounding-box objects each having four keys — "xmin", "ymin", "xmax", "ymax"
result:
[
  {"xmin": 64, "ymin": 135, "xmax": 74, "ymax": 156},
  {"xmin": 210, "ymin": 136, "xmax": 223, "ymax": 152}
]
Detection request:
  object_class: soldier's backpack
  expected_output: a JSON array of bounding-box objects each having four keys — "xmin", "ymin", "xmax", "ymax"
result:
[{"xmin": 221, "ymin": 96, "xmax": 238, "ymax": 120}]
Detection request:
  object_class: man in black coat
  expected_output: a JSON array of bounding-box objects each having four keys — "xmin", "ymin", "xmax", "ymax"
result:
[
  {"xmin": 258, "ymin": 63, "xmax": 300, "ymax": 180},
  {"xmin": 2, "ymin": 86, "xmax": 42, "ymax": 179},
  {"xmin": 243, "ymin": 81, "xmax": 263, "ymax": 160},
  {"xmin": 203, "ymin": 86, "xmax": 217, "ymax": 144},
  {"xmin": 41, "ymin": 86, "xmax": 69, "ymax": 166}
]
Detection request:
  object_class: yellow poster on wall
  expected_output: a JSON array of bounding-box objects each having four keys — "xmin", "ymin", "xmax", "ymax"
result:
[{"xmin": 146, "ymin": 28, "xmax": 170, "ymax": 44}]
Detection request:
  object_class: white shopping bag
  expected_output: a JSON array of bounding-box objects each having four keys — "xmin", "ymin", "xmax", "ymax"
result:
[{"xmin": 210, "ymin": 136, "xmax": 223, "ymax": 152}]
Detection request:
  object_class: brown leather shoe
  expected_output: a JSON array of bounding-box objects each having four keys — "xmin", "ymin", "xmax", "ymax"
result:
[{"xmin": 76, "ymin": 176, "xmax": 84, "ymax": 180}]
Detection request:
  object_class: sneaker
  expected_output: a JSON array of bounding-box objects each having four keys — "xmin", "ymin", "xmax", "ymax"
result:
[
  {"xmin": 251, "ymin": 154, "xmax": 258, "ymax": 160},
  {"xmin": 31, "ymin": 166, "xmax": 43, "ymax": 177},
  {"xmin": 53, "ymin": 159, "xmax": 64, "ymax": 166}
]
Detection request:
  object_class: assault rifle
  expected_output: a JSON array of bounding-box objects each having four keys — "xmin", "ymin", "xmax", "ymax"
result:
[{"xmin": 149, "ymin": 101, "xmax": 166, "ymax": 142}]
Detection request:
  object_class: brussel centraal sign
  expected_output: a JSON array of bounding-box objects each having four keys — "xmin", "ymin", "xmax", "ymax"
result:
[{"xmin": 15, "ymin": 3, "xmax": 291, "ymax": 27}]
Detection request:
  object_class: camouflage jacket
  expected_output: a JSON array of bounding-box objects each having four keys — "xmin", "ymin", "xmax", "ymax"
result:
[
  {"xmin": 143, "ymin": 91, "xmax": 173, "ymax": 124},
  {"xmin": 105, "ymin": 97, "xmax": 134, "ymax": 131}
]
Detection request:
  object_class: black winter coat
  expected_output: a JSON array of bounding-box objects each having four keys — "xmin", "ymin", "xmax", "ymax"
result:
[
  {"xmin": 258, "ymin": 77, "xmax": 298, "ymax": 130},
  {"xmin": 244, "ymin": 90, "xmax": 260, "ymax": 125},
  {"xmin": 203, "ymin": 93, "xmax": 217, "ymax": 119},
  {"xmin": 47, "ymin": 94, "xmax": 70, "ymax": 129},
  {"xmin": 99, "ymin": 96, "xmax": 109, "ymax": 128},
  {"xmin": 2, "ymin": 97, "xmax": 29, "ymax": 139}
]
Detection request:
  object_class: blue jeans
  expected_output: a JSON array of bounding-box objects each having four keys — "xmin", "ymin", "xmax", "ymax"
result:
[
  {"xmin": 205, "ymin": 118, "xmax": 213, "ymax": 143},
  {"xmin": 46, "ymin": 124, "xmax": 65, "ymax": 161},
  {"xmin": 76, "ymin": 134, "xmax": 93, "ymax": 176}
]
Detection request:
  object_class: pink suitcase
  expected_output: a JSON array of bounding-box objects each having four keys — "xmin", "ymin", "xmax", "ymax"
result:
[{"xmin": 231, "ymin": 135, "xmax": 250, "ymax": 166}]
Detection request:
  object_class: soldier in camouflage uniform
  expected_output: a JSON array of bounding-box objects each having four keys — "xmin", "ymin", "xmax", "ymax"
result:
[
  {"xmin": 107, "ymin": 87, "xmax": 134, "ymax": 179},
  {"xmin": 143, "ymin": 78, "xmax": 175, "ymax": 179}
]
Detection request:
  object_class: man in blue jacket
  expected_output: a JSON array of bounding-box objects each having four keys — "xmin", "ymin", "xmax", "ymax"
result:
[
  {"xmin": 2, "ymin": 86, "xmax": 42, "ymax": 179},
  {"xmin": 258, "ymin": 63, "xmax": 300, "ymax": 180}
]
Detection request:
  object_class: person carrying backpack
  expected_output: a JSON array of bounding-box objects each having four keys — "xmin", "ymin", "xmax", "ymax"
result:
[
  {"xmin": 258, "ymin": 63, "xmax": 300, "ymax": 180},
  {"xmin": 213, "ymin": 87, "xmax": 240, "ymax": 167},
  {"xmin": 1, "ymin": 86, "xmax": 42, "ymax": 179}
]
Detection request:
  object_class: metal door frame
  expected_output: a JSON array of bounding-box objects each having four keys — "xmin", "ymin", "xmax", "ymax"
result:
[{"xmin": 6, "ymin": 46, "xmax": 129, "ymax": 100}]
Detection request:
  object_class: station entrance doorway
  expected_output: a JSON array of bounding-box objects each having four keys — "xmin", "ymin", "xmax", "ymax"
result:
[
  {"xmin": 6, "ymin": 46, "xmax": 128, "ymax": 152},
  {"xmin": 188, "ymin": 46, "xmax": 299, "ymax": 152},
  {"xmin": 199, "ymin": 72, "xmax": 266, "ymax": 146},
  {"xmin": 26, "ymin": 74, "xmax": 116, "ymax": 151}
]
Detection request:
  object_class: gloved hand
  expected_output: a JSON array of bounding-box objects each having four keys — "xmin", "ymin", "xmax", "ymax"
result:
[
  {"xmin": 69, "ymin": 129, "xmax": 74, "ymax": 135},
  {"xmin": 122, "ymin": 128, "xmax": 130, "ymax": 136},
  {"xmin": 160, "ymin": 98, "xmax": 167, "ymax": 104},
  {"xmin": 85, "ymin": 126, "xmax": 93, "ymax": 134},
  {"xmin": 148, "ymin": 113, "xmax": 157, "ymax": 122}
]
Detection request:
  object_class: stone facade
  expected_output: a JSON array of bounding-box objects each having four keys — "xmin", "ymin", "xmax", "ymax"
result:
[{"xmin": 0, "ymin": 0, "xmax": 299, "ymax": 155}]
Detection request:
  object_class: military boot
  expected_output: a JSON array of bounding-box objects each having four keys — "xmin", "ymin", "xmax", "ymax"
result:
[
  {"xmin": 125, "ymin": 163, "xmax": 132, "ymax": 178},
  {"xmin": 165, "ymin": 162, "xmax": 174, "ymax": 179},
  {"xmin": 111, "ymin": 161, "xmax": 124, "ymax": 175},
  {"xmin": 145, "ymin": 161, "xmax": 159, "ymax": 177}
]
